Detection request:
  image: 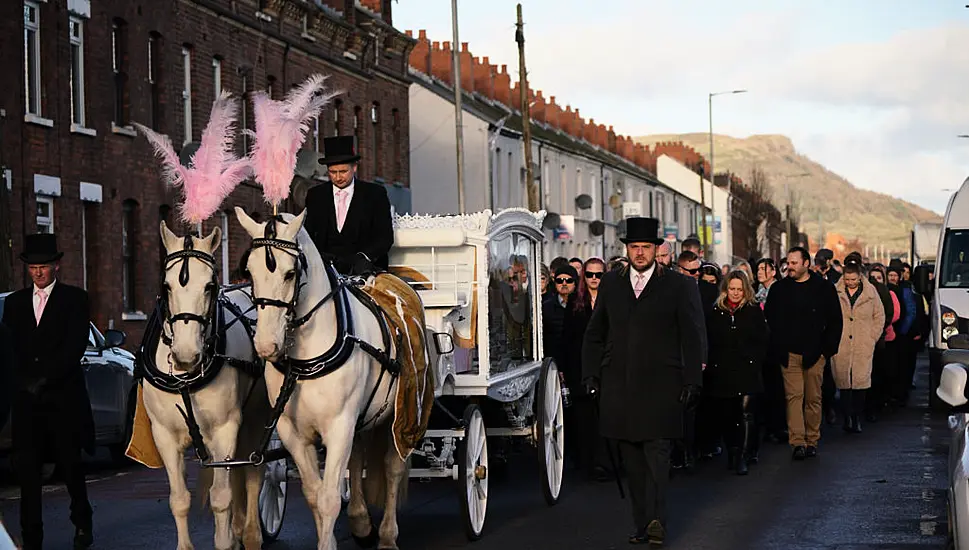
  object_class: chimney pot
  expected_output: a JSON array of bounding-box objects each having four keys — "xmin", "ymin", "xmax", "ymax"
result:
[
  {"xmin": 419, "ymin": 29, "xmax": 427, "ymax": 39},
  {"xmin": 483, "ymin": 56, "xmax": 490, "ymax": 65},
  {"xmin": 461, "ymin": 42, "xmax": 469, "ymax": 52},
  {"xmin": 500, "ymin": 64, "xmax": 507, "ymax": 74},
  {"xmin": 432, "ymin": 41, "xmax": 440, "ymax": 49},
  {"xmin": 443, "ymin": 41, "xmax": 451, "ymax": 50},
  {"xmin": 405, "ymin": 30, "xmax": 413, "ymax": 37}
]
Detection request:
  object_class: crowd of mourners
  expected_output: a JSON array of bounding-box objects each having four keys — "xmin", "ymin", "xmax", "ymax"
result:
[{"xmin": 541, "ymin": 238, "xmax": 931, "ymax": 480}]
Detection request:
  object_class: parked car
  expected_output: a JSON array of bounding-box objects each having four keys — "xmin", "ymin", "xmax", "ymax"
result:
[{"xmin": 0, "ymin": 291, "xmax": 137, "ymax": 463}]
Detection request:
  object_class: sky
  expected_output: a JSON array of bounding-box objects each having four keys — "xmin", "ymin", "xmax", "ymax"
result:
[{"xmin": 394, "ymin": 0, "xmax": 969, "ymax": 215}]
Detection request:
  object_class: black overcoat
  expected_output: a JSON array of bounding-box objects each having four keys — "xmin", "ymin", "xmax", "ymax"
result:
[
  {"xmin": 304, "ymin": 179, "xmax": 395, "ymax": 273},
  {"xmin": 704, "ymin": 302, "xmax": 769, "ymax": 398},
  {"xmin": 582, "ymin": 265, "xmax": 706, "ymax": 441},
  {"xmin": 1, "ymin": 283, "xmax": 95, "ymax": 454}
]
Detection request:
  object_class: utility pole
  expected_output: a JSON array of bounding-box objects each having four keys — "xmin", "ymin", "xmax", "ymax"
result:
[
  {"xmin": 517, "ymin": 3, "xmax": 537, "ymax": 211},
  {"xmin": 451, "ymin": 0, "xmax": 466, "ymax": 214}
]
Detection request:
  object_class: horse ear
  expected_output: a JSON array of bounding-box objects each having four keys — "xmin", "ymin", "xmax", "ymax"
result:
[
  {"xmin": 202, "ymin": 225, "xmax": 222, "ymax": 253},
  {"xmin": 160, "ymin": 221, "xmax": 181, "ymax": 253},
  {"xmin": 234, "ymin": 206, "xmax": 261, "ymax": 237},
  {"xmin": 283, "ymin": 209, "xmax": 307, "ymax": 240}
]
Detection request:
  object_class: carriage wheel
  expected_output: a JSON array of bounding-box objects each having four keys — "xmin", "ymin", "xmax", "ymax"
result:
[
  {"xmin": 459, "ymin": 404, "xmax": 488, "ymax": 540},
  {"xmin": 259, "ymin": 432, "xmax": 289, "ymax": 542},
  {"xmin": 537, "ymin": 360, "xmax": 565, "ymax": 506}
]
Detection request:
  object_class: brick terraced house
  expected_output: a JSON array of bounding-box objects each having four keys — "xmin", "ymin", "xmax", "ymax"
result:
[{"xmin": 0, "ymin": 0, "xmax": 415, "ymax": 348}]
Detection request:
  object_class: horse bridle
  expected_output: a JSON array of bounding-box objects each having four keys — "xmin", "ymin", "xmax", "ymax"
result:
[
  {"xmin": 242, "ymin": 217, "xmax": 335, "ymax": 332},
  {"xmin": 160, "ymin": 234, "xmax": 220, "ymax": 375}
]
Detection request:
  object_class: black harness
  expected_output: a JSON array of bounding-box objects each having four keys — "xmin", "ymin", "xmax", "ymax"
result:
[
  {"xmin": 136, "ymin": 235, "xmax": 262, "ymax": 462},
  {"xmin": 219, "ymin": 217, "xmax": 404, "ymax": 467}
]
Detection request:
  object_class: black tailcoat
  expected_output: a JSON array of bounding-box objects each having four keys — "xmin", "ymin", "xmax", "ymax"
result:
[
  {"xmin": 304, "ymin": 179, "xmax": 395, "ymax": 273},
  {"xmin": 582, "ymin": 265, "xmax": 707, "ymax": 441},
  {"xmin": 1, "ymin": 283, "xmax": 95, "ymax": 453}
]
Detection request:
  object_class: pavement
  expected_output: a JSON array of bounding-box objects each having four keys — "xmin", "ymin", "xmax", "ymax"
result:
[{"xmin": 0, "ymin": 357, "xmax": 950, "ymax": 549}]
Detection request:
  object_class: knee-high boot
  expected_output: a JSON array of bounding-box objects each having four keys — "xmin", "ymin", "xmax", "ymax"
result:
[{"xmin": 742, "ymin": 395, "xmax": 758, "ymax": 467}]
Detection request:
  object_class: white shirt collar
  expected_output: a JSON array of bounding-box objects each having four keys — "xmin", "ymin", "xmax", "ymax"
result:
[
  {"xmin": 33, "ymin": 279, "xmax": 56, "ymax": 296},
  {"xmin": 630, "ymin": 262, "xmax": 656, "ymax": 288}
]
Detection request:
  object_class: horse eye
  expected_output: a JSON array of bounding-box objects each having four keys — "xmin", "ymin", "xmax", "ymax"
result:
[{"xmin": 284, "ymin": 270, "xmax": 296, "ymax": 281}]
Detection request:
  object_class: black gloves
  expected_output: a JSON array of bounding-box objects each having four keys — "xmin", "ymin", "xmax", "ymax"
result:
[
  {"xmin": 582, "ymin": 376, "xmax": 600, "ymax": 396},
  {"xmin": 351, "ymin": 253, "xmax": 375, "ymax": 276},
  {"xmin": 679, "ymin": 384, "xmax": 701, "ymax": 411}
]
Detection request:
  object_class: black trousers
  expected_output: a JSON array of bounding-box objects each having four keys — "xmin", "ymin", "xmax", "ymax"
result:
[
  {"xmin": 617, "ymin": 439, "xmax": 672, "ymax": 529},
  {"xmin": 14, "ymin": 405, "xmax": 92, "ymax": 547},
  {"xmin": 867, "ymin": 343, "xmax": 889, "ymax": 414},
  {"xmin": 840, "ymin": 388, "xmax": 866, "ymax": 417},
  {"xmin": 883, "ymin": 339, "xmax": 904, "ymax": 403},
  {"xmin": 758, "ymin": 361, "xmax": 787, "ymax": 437}
]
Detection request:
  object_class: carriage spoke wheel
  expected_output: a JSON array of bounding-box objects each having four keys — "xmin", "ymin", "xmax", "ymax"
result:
[
  {"xmin": 459, "ymin": 404, "xmax": 488, "ymax": 540},
  {"xmin": 537, "ymin": 360, "xmax": 565, "ymax": 506},
  {"xmin": 259, "ymin": 431, "xmax": 289, "ymax": 542}
]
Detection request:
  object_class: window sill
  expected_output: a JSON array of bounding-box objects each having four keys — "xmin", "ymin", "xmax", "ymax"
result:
[
  {"xmin": 255, "ymin": 10, "xmax": 272, "ymax": 22},
  {"xmin": 24, "ymin": 114, "xmax": 54, "ymax": 128},
  {"xmin": 70, "ymin": 124, "xmax": 97, "ymax": 137},
  {"xmin": 343, "ymin": 51, "xmax": 358, "ymax": 61},
  {"xmin": 301, "ymin": 32, "xmax": 316, "ymax": 42},
  {"xmin": 122, "ymin": 311, "xmax": 147, "ymax": 321},
  {"xmin": 111, "ymin": 123, "xmax": 138, "ymax": 137}
]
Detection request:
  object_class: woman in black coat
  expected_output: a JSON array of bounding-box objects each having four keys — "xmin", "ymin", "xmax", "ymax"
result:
[{"xmin": 705, "ymin": 270, "xmax": 769, "ymax": 475}]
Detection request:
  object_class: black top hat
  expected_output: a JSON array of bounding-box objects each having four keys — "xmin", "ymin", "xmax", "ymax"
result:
[
  {"xmin": 620, "ymin": 217, "xmax": 664, "ymax": 245},
  {"xmin": 19, "ymin": 233, "xmax": 64, "ymax": 264},
  {"xmin": 318, "ymin": 136, "xmax": 361, "ymax": 166}
]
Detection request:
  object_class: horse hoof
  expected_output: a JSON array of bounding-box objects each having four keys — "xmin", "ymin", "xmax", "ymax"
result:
[{"xmin": 352, "ymin": 526, "xmax": 379, "ymax": 548}]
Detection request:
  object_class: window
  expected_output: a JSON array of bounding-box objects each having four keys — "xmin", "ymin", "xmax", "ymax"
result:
[
  {"xmin": 36, "ymin": 196, "xmax": 53, "ymax": 233},
  {"xmin": 212, "ymin": 57, "xmax": 222, "ymax": 97},
  {"xmin": 940, "ymin": 230, "xmax": 969, "ymax": 288},
  {"xmin": 24, "ymin": 2, "xmax": 41, "ymax": 116},
  {"xmin": 267, "ymin": 75, "xmax": 276, "ymax": 99},
  {"xmin": 673, "ymin": 197, "xmax": 679, "ymax": 223},
  {"xmin": 391, "ymin": 109, "xmax": 401, "ymax": 181},
  {"xmin": 495, "ymin": 148, "xmax": 502, "ymax": 206},
  {"xmin": 333, "ymin": 99, "xmax": 342, "ymax": 136},
  {"xmin": 559, "ymin": 164, "xmax": 567, "ymax": 213},
  {"xmin": 240, "ymin": 72, "xmax": 250, "ymax": 154},
  {"xmin": 122, "ymin": 200, "xmax": 138, "ymax": 312},
  {"xmin": 507, "ymin": 151, "xmax": 512, "ymax": 207},
  {"xmin": 353, "ymin": 106, "xmax": 362, "ymax": 157},
  {"xmin": 182, "ymin": 46, "xmax": 192, "ymax": 145},
  {"xmin": 69, "ymin": 17, "xmax": 87, "ymax": 126},
  {"xmin": 112, "ymin": 19, "xmax": 129, "ymax": 126},
  {"xmin": 590, "ymin": 174, "xmax": 597, "ymax": 214},
  {"xmin": 148, "ymin": 33, "xmax": 162, "ymax": 130},
  {"xmin": 370, "ymin": 102, "xmax": 380, "ymax": 177}
]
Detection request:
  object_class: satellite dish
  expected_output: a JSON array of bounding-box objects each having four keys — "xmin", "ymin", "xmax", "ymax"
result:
[
  {"xmin": 542, "ymin": 212, "xmax": 561, "ymax": 230},
  {"xmin": 179, "ymin": 142, "xmax": 201, "ymax": 168},
  {"xmin": 575, "ymin": 194, "xmax": 593, "ymax": 210},
  {"xmin": 295, "ymin": 149, "xmax": 322, "ymax": 179},
  {"xmin": 590, "ymin": 220, "xmax": 605, "ymax": 236},
  {"xmin": 608, "ymin": 194, "xmax": 622, "ymax": 208}
]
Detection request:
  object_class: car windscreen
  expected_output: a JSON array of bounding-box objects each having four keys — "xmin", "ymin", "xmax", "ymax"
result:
[{"xmin": 939, "ymin": 229, "xmax": 969, "ymax": 288}]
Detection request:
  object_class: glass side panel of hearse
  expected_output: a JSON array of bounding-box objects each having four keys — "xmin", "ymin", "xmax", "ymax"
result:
[{"xmin": 940, "ymin": 230, "xmax": 969, "ymax": 288}]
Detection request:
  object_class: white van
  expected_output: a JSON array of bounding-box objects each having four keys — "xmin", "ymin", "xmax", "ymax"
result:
[{"xmin": 917, "ymin": 177, "xmax": 969, "ymax": 409}]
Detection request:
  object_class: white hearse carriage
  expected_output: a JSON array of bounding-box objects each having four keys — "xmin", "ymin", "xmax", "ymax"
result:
[
  {"xmin": 257, "ymin": 208, "xmax": 566, "ymax": 542},
  {"xmin": 388, "ymin": 208, "xmax": 565, "ymax": 539}
]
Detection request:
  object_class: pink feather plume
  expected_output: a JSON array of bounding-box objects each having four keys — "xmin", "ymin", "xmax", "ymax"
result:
[
  {"xmin": 135, "ymin": 91, "xmax": 250, "ymax": 225},
  {"xmin": 249, "ymin": 74, "xmax": 340, "ymax": 207}
]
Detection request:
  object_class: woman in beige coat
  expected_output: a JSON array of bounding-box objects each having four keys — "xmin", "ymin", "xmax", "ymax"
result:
[{"xmin": 833, "ymin": 262, "xmax": 886, "ymax": 434}]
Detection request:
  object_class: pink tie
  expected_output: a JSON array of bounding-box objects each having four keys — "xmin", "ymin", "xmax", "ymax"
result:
[
  {"xmin": 34, "ymin": 289, "xmax": 48, "ymax": 325},
  {"xmin": 634, "ymin": 274, "xmax": 646, "ymax": 298},
  {"xmin": 336, "ymin": 189, "xmax": 349, "ymax": 232}
]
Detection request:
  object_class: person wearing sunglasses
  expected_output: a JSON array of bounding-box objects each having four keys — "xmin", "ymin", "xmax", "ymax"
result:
[{"xmin": 582, "ymin": 218, "xmax": 705, "ymax": 546}]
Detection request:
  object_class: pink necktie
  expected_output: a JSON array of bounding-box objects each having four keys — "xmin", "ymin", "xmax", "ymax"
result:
[
  {"xmin": 336, "ymin": 189, "xmax": 349, "ymax": 232},
  {"xmin": 34, "ymin": 289, "xmax": 48, "ymax": 325},
  {"xmin": 634, "ymin": 274, "xmax": 646, "ymax": 298}
]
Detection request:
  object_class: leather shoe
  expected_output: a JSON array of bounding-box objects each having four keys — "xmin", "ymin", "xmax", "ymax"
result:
[
  {"xmin": 646, "ymin": 520, "xmax": 666, "ymax": 547},
  {"xmin": 805, "ymin": 445, "xmax": 818, "ymax": 458},
  {"xmin": 792, "ymin": 445, "xmax": 806, "ymax": 461},
  {"xmin": 74, "ymin": 527, "xmax": 94, "ymax": 549},
  {"xmin": 629, "ymin": 530, "xmax": 648, "ymax": 544}
]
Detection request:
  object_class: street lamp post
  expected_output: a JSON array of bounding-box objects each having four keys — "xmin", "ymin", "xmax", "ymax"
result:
[{"xmin": 706, "ymin": 89, "xmax": 747, "ymax": 257}]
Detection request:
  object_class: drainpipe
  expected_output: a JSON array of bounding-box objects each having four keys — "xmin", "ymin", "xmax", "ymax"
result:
[
  {"xmin": 537, "ymin": 141, "xmax": 544, "ymax": 211},
  {"xmin": 600, "ymin": 163, "xmax": 606, "ymax": 256}
]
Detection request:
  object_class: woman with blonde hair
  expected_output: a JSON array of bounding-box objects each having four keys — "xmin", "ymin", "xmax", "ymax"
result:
[{"xmin": 704, "ymin": 270, "xmax": 769, "ymax": 475}]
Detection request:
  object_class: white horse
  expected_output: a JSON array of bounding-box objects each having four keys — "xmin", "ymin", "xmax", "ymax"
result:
[
  {"xmin": 234, "ymin": 208, "xmax": 408, "ymax": 550},
  {"xmin": 141, "ymin": 222, "xmax": 270, "ymax": 550}
]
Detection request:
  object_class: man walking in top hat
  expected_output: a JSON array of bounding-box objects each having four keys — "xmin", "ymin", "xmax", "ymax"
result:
[
  {"xmin": 304, "ymin": 135, "xmax": 394, "ymax": 275},
  {"xmin": 1, "ymin": 234, "xmax": 95, "ymax": 549},
  {"xmin": 583, "ymin": 217, "xmax": 706, "ymax": 546}
]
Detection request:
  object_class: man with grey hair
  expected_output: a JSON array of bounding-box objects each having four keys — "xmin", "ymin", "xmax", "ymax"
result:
[{"xmin": 656, "ymin": 241, "xmax": 673, "ymax": 268}]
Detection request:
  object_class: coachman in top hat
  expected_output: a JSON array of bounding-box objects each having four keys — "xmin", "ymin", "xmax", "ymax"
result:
[
  {"xmin": 1, "ymin": 233, "xmax": 95, "ymax": 549},
  {"xmin": 303, "ymin": 136, "xmax": 395, "ymax": 275},
  {"xmin": 582, "ymin": 217, "xmax": 706, "ymax": 546}
]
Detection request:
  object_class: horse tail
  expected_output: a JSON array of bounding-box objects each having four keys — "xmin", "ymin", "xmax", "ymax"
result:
[{"xmin": 362, "ymin": 422, "xmax": 409, "ymax": 508}]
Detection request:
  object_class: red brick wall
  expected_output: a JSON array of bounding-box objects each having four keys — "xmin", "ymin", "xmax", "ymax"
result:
[{"xmin": 1, "ymin": 0, "xmax": 414, "ymax": 350}]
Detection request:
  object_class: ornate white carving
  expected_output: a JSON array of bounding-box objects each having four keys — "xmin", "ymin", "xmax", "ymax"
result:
[
  {"xmin": 394, "ymin": 211, "xmax": 492, "ymax": 235},
  {"xmin": 489, "ymin": 372, "xmax": 539, "ymax": 402},
  {"xmin": 491, "ymin": 208, "xmax": 546, "ymax": 230}
]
